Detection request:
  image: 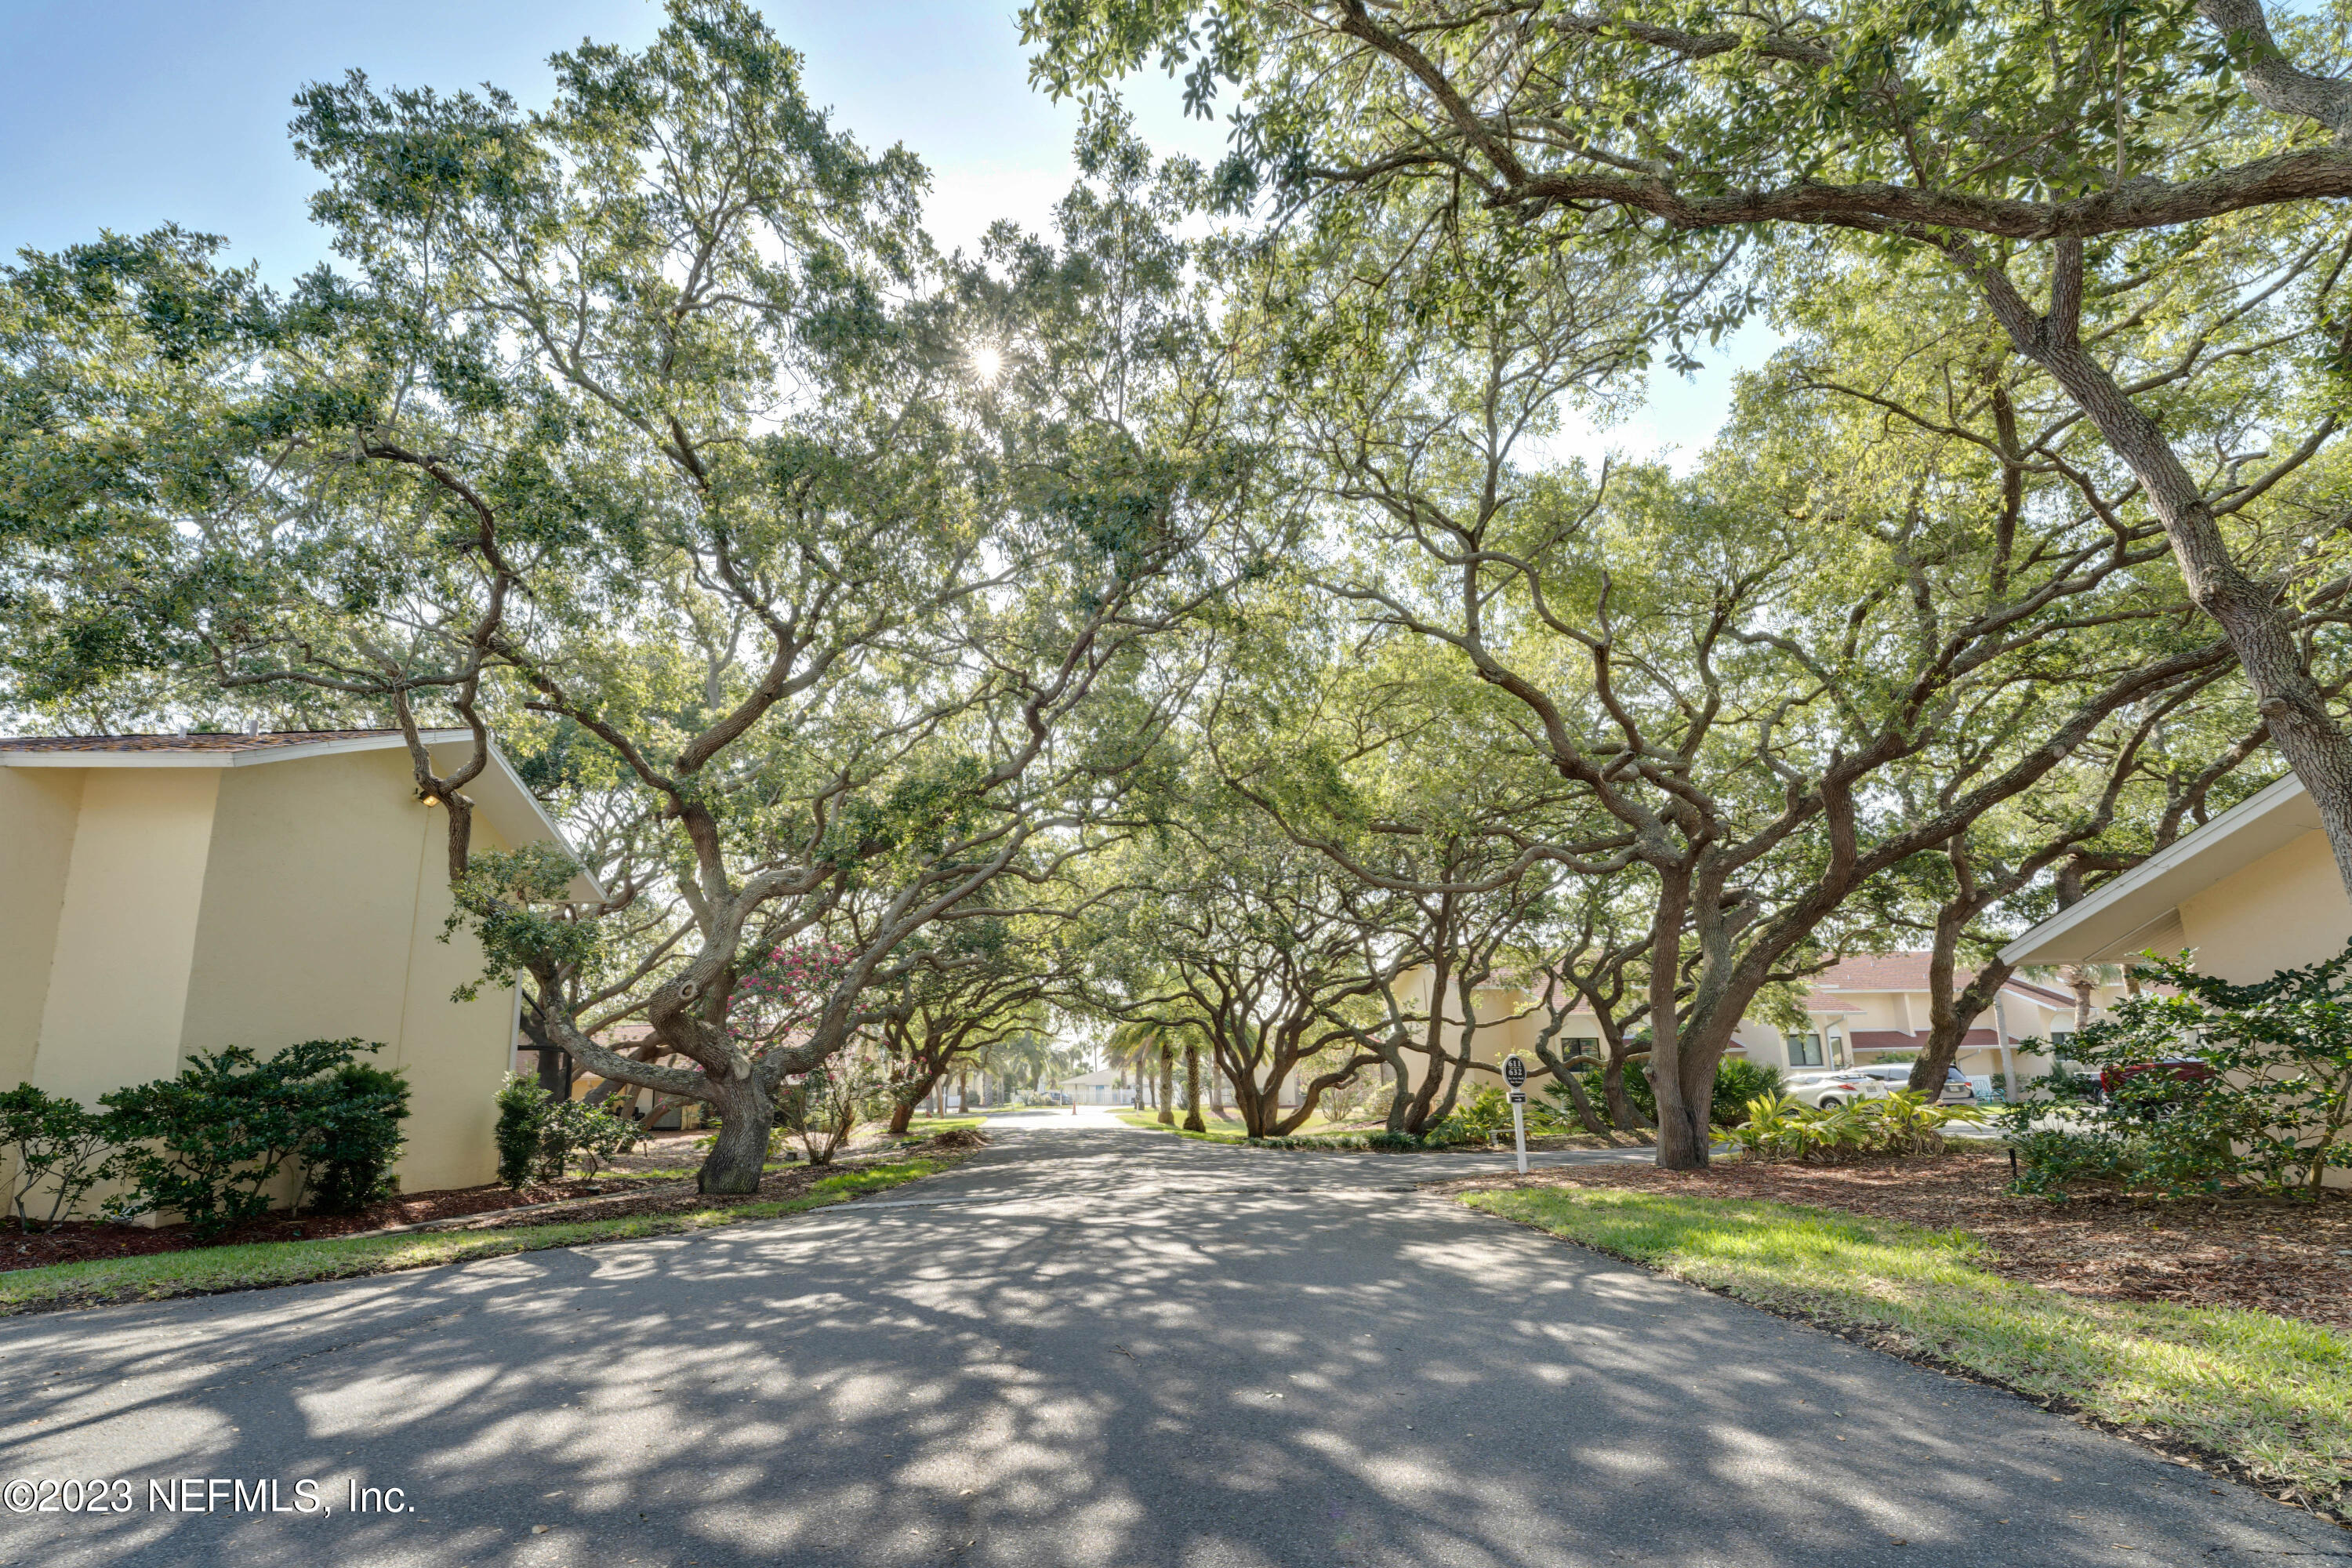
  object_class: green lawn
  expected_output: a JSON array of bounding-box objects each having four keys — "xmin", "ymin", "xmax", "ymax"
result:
[
  {"xmin": 0, "ymin": 1158, "xmax": 956, "ymax": 1318},
  {"xmin": 1462, "ymin": 1184, "xmax": 2351, "ymax": 1510},
  {"xmin": 898, "ymin": 1115, "xmax": 984, "ymax": 1134}
]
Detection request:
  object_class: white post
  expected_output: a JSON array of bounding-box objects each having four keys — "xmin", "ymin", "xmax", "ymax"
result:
[
  {"xmin": 1511, "ymin": 1094, "xmax": 1528, "ymax": 1175},
  {"xmin": 1993, "ymin": 995, "xmax": 2016, "ymax": 1100}
]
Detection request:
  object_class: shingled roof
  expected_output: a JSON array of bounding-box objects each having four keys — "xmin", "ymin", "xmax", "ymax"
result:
[
  {"xmin": 1807, "ymin": 953, "xmax": 2073, "ymax": 1009},
  {"xmin": 0, "ymin": 729, "xmax": 404, "ymax": 753}
]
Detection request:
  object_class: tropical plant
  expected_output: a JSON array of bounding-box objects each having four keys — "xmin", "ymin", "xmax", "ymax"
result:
[{"xmin": 1727, "ymin": 1091, "xmax": 1969, "ymax": 1163}]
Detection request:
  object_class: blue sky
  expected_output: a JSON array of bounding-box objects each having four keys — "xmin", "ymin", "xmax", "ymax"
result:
[{"xmin": 0, "ymin": 0, "xmax": 1760, "ymax": 461}]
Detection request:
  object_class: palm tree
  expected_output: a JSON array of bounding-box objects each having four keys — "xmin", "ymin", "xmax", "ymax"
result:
[
  {"xmin": 1181, "ymin": 1033, "xmax": 1207, "ymax": 1132},
  {"xmin": 2023, "ymin": 962, "xmax": 2128, "ymax": 1035},
  {"xmin": 1105, "ymin": 1020, "xmax": 1168, "ymax": 1120}
]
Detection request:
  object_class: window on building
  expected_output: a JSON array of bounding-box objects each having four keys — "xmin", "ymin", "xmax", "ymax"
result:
[{"xmin": 1786, "ymin": 1032, "xmax": 1824, "ymax": 1067}]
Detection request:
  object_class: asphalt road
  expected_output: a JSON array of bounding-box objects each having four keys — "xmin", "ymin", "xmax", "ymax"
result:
[{"xmin": 0, "ymin": 1110, "xmax": 2342, "ymax": 1568}]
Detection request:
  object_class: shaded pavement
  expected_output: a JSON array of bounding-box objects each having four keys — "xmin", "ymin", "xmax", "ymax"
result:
[{"xmin": 0, "ymin": 1110, "xmax": 2341, "ymax": 1567}]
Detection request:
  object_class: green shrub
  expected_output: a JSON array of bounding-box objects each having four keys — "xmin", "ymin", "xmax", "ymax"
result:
[
  {"xmin": 1563, "ymin": 1058, "xmax": 1769, "ymax": 1129},
  {"xmin": 1711, "ymin": 1059, "xmax": 1785, "ymax": 1126},
  {"xmin": 102, "ymin": 1040, "xmax": 387, "ymax": 1239},
  {"xmin": 2002, "ymin": 942, "xmax": 2352, "ymax": 1200},
  {"xmin": 494, "ymin": 1075, "xmax": 550, "ymax": 1189},
  {"xmin": 303, "ymin": 1063, "xmax": 412, "ymax": 1214},
  {"xmin": 2003, "ymin": 1123, "xmax": 2148, "ymax": 1197},
  {"xmin": 1456, "ymin": 1086, "xmax": 1513, "ymax": 1134},
  {"xmin": 1, "ymin": 1084, "xmax": 118, "ymax": 1231},
  {"xmin": 1416, "ymin": 1115, "xmax": 1479, "ymax": 1147},
  {"xmin": 1571, "ymin": 1062, "xmax": 1657, "ymax": 1127},
  {"xmin": 537, "ymin": 1097, "xmax": 646, "ymax": 1180}
]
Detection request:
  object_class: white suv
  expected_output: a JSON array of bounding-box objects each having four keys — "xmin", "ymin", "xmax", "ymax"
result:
[
  {"xmin": 1853, "ymin": 1064, "xmax": 1976, "ymax": 1104},
  {"xmin": 1782, "ymin": 1070, "xmax": 1888, "ymax": 1110}
]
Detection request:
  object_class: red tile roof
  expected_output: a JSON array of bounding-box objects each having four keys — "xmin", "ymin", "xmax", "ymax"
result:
[{"xmin": 0, "ymin": 729, "xmax": 406, "ymax": 753}]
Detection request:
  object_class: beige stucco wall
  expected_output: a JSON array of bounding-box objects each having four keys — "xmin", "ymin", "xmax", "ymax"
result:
[
  {"xmin": 178, "ymin": 750, "xmax": 512, "ymax": 1192},
  {"xmin": 32, "ymin": 768, "xmax": 221, "ymax": 1108},
  {"xmin": 180, "ymin": 753, "xmax": 426, "ymax": 1059},
  {"xmin": 0, "ymin": 768, "xmax": 80, "ymax": 1091},
  {"xmin": 2179, "ymin": 827, "xmax": 2350, "ymax": 984},
  {"xmin": 3, "ymin": 746, "xmax": 519, "ymax": 1213},
  {"xmin": 391, "ymin": 804, "xmax": 513, "ymax": 1192}
]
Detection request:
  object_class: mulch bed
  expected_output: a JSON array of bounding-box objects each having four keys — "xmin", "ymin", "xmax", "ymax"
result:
[
  {"xmin": 1440, "ymin": 1149, "xmax": 2352, "ymax": 1333},
  {"xmin": 1, "ymin": 1127, "xmax": 985, "ymax": 1274}
]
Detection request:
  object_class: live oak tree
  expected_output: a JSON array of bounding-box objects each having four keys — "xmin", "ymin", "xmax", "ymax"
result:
[
  {"xmin": 1200, "ymin": 198, "xmax": 2254, "ymax": 1167},
  {"xmin": 1519, "ymin": 873, "xmax": 1664, "ymax": 1138},
  {"xmin": 1025, "ymin": 0, "xmax": 2352, "ymax": 897},
  {"xmin": 1082, "ymin": 799, "xmax": 1398, "ymax": 1137},
  {"xmin": 2, "ymin": 5, "xmax": 1242, "ymax": 1192},
  {"xmin": 423, "ymin": 85, "xmax": 1246, "ymax": 1192},
  {"xmin": 868, "ymin": 916, "xmax": 1056, "ymax": 1133},
  {"xmin": 1210, "ymin": 618, "xmax": 1568, "ymax": 1134},
  {"xmin": 1756, "ymin": 261, "xmax": 2339, "ymax": 1093}
]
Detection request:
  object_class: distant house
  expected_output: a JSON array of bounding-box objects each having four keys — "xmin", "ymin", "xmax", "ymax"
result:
[
  {"xmin": 0, "ymin": 730, "xmax": 599, "ymax": 1202},
  {"xmin": 1788, "ymin": 953, "xmax": 2089, "ymax": 1090},
  {"xmin": 2002, "ymin": 773, "xmax": 2343, "ymax": 985},
  {"xmin": 1057, "ymin": 1066, "xmax": 1134, "ymax": 1106},
  {"xmin": 1392, "ymin": 953, "xmax": 2094, "ymax": 1099}
]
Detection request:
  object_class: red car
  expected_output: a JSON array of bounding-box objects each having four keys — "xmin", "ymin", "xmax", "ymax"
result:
[{"xmin": 2096, "ymin": 1058, "xmax": 2217, "ymax": 1098}]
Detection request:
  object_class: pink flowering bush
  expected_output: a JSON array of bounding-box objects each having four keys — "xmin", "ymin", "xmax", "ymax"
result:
[{"xmin": 728, "ymin": 939, "xmax": 854, "ymax": 1057}]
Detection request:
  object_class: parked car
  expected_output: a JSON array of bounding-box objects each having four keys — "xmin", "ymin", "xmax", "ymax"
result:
[
  {"xmin": 2096, "ymin": 1058, "xmax": 2217, "ymax": 1103},
  {"xmin": 1853, "ymin": 1064, "xmax": 1976, "ymax": 1105},
  {"xmin": 1782, "ymin": 1070, "xmax": 1888, "ymax": 1110}
]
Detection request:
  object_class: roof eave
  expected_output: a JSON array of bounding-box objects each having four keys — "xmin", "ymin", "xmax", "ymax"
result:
[
  {"xmin": 3, "ymin": 728, "xmax": 607, "ymax": 905},
  {"xmin": 1998, "ymin": 772, "xmax": 2311, "ymax": 968}
]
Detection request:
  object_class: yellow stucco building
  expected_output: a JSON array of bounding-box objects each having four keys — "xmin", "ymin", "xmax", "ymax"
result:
[{"xmin": 0, "ymin": 729, "xmax": 597, "ymax": 1207}]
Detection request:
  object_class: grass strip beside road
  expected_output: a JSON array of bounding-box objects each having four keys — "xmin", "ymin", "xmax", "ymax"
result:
[
  {"xmin": 0, "ymin": 1158, "xmax": 955, "ymax": 1318},
  {"xmin": 1462, "ymin": 1185, "xmax": 2351, "ymax": 1513},
  {"xmin": 1112, "ymin": 1110, "xmax": 1359, "ymax": 1143},
  {"xmin": 1116, "ymin": 1110, "xmax": 1243, "ymax": 1142}
]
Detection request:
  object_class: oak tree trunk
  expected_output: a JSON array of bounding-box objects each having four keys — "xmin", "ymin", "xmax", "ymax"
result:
[
  {"xmin": 1653, "ymin": 1072, "xmax": 1712, "ymax": 1170},
  {"xmin": 699, "ymin": 1076, "xmax": 774, "ymax": 1195},
  {"xmin": 1979, "ymin": 257, "xmax": 2352, "ymax": 899},
  {"xmin": 1601, "ymin": 1054, "xmax": 1653, "ymax": 1134},
  {"xmin": 888, "ymin": 1071, "xmax": 942, "ymax": 1136}
]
